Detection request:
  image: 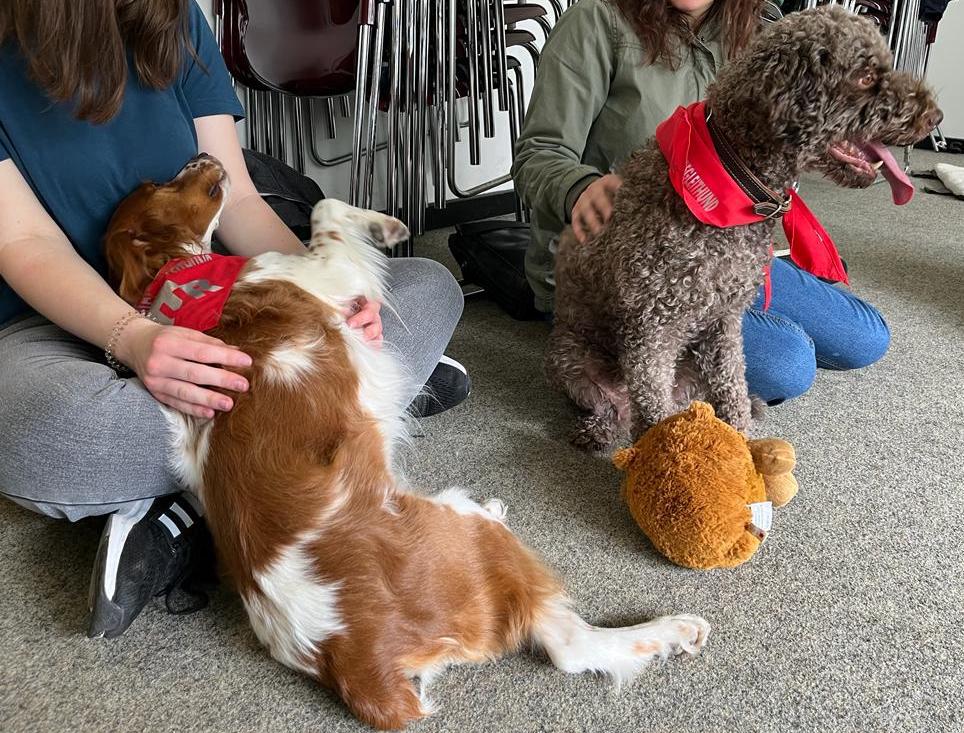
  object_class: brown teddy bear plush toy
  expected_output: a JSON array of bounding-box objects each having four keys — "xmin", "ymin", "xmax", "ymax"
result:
[{"xmin": 614, "ymin": 401, "xmax": 798, "ymax": 570}]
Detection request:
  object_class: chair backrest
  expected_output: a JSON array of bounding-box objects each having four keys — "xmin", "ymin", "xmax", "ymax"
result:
[{"xmin": 222, "ymin": 0, "xmax": 361, "ymax": 97}]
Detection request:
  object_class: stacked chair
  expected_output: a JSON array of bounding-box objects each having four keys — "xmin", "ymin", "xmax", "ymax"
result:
[
  {"xmin": 349, "ymin": 0, "xmax": 554, "ymax": 247},
  {"xmin": 214, "ymin": 0, "xmax": 950, "ymax": 258},
  {"xmin": 804, "ymin": 0, "xmax": 951, "ymax": 160},
  {"xmin": 214, "ymin": 0, "xmax": 360, "ymax": 172},
  {"xmin": 214, "ymin": 0, "xmax": 556, "ymax": 252}
]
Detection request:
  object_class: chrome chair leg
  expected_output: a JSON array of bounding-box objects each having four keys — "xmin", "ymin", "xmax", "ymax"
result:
[
  {"xmin": 362, "ymin": 0, "xmax": 389, "ymax": 210},
  {"xmin": 493, "ymin": 0, "xmax": 510, "ymax": 112},
  {"xmin": 325, "ymin": 99, "xmax": 337, "ymax": 139},
  {"xmin": 433, "ymin": 0, "xmax": 446, "ymax": 211},
  {"xmin": 465, "ymin": 0, "xmax": 482, "ymax": 165},
  {"xmin": 350, "ymin": 7, "xmax": 375, "ymax": 207},
  {"xmin": 534, "ymin": 15, "xmax": 552, "ymax": 38},
  {"xmin": 479, "ymin": 0, "xmax": 496, "ymax": 138},
  {"xmin": 275, "ymin": 92, "xmax": 288, "ymax": 165},
  {"xmin": 242, "ymin": 85, "xmax": 253, "ymax": 150},
  {"xmin": 288, "ymin": 94, "xmax": 306, "ymax": 174},
  {"xmin": 305, "ymin": 98, "xmax": 382, "ymax": 167},
  {"xmin": 415, "ymin": 0, "xmax": 431, "ymax": 236},
  {"xmin": 258, "ymin": 91, "xmax": 271, "ymax": 155},
  {"xmin": 404, "ymin": 0, "xmax": 417, "ymax": 238},
  {"xmin": 387, "ymin": 0, "xmax": 404, "ymax": 219}
]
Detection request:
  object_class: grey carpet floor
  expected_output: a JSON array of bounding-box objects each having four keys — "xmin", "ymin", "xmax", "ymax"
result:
[{"xmin": 2, "ymin": 151, "xmax": 962, "ymax": 733}]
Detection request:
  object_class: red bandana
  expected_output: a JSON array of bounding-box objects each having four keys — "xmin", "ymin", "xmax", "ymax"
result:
[
  {"xmin": 655, "ymin": 101, "xmax": 850, "ymax": 308},
  {"xmin": 138, "ymin": 253, "xmax": 248, "ymax": 332}
]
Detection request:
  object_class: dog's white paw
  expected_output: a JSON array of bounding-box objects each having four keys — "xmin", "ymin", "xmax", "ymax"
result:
[
  {"xmin": 483, "ymin": 498, "xmax": 508, "ymax": 520},
  {"xmin": 666, "ymin": 614, "xmax": 711, "ymax": 656}
]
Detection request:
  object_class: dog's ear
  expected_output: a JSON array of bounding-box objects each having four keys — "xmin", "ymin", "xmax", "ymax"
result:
[
  {"xmin": 104, "ymin": 228, "xmax": 156, "ymax": 306},
  {"xmin": 104, "ymin": 229, "xmax": 143, "ymax": 305}
]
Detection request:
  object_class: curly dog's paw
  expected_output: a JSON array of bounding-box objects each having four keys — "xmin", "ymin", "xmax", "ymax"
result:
[
  {"xmin": 750, "ymin": 395, "xmax": 767, "ymax": 422},
  {"xmin": 570, "ymin": 412, "xmax": 618, "ymax": 454}
]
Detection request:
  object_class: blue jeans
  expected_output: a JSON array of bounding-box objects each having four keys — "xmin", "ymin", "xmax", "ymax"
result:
[{"xmin": 743, "ymin": 257, "xmax": 890, "ymax": 404}]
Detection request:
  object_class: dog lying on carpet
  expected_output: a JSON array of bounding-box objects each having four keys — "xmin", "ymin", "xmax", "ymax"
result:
[
  {"xmin": 546, "ymin": 6, "xmax": 942, "ymax": 452},
  {"xmin": 103, "ymin": 156, "xmax": 709, "ymax": 731}
]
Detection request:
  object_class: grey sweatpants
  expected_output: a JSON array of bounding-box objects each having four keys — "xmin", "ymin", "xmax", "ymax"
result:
[{"xmin": 0, "ymin": 258, "xmax": 463, "ymax": 521}]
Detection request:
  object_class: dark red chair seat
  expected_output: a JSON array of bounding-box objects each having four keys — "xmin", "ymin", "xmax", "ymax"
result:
[{"xmin": 222, "ymin": 0, "xmax": 361, "ymax": 98}]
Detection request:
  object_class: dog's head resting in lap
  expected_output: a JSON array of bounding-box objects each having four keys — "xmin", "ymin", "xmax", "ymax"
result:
[
  {"xmin": 104, "ymin": 154, "xmax": 408, "ymax": 308},
  {"xmin": 708, "ymin": 5, "xmax": 941, "ymax": 191},
  {"xmin": 105, "ymin": 153, "xmax": 230, "ymax": 305}
]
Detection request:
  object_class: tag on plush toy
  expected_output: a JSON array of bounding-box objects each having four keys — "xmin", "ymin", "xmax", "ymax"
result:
[{"xmin": 747, "ymin": 501, "xmax": 773, "ymax": 542}]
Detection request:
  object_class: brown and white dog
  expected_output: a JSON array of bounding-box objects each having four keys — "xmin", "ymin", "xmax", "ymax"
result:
[{"xmin": 104, "ymin": 155, "xmax": 710, "ymax": 731}]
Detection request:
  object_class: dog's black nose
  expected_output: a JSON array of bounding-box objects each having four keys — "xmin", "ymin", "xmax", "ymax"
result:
[{"xmin": 927, "ymin": 108, "xmax": 944, "ymax": 131}]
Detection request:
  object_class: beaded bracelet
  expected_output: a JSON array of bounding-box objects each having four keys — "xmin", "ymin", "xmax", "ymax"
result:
[{"xmin": 104, "ymin": 311, "xmax": 144, "ymax": 373}]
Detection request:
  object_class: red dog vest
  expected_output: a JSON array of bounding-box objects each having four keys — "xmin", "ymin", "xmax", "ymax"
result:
[
  {"xmin": 138, "ymin": 253, "xmax": 249, "ymax": 332},
  {"xmin": 655, "ymin": 101, "xmax": 850, "ymax": 308}
]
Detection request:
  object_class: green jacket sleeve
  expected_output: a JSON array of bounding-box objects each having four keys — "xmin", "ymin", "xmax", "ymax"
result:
[{"xmin": 510, "ymin": 0, "xmax": 616, "ymax": 233}]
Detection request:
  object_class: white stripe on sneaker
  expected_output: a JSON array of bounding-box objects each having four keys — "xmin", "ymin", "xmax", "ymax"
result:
[
  {"xmin": 169, "ymin": 501, "xmax": 194, "ymax": 529},
  {"xmin": 103, "ymin": 498, "xmax": 153, "ymax": 601},
  {"xmin": 158, "ymin": 514, "xmax": 181, "ymax": 539},
  {"xmin": 438, "ymin": 354, "xmax": 466, "ymax": 374}
]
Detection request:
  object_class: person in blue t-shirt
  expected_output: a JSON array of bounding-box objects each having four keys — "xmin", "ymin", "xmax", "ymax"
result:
[{"xmin": 0, "ymin": 0, "xmax": 468, "ymax": 638}]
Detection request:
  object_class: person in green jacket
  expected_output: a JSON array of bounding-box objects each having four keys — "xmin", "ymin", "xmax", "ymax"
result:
[{"xmin": 511, "ymin": 0, "xmax": 891, "ymax": 404}]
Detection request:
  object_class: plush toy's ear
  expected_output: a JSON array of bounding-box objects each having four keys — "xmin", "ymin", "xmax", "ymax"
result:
[
  {"xmin": 684, "ymin": 401, "xmax": 717, "ymax": 421},
  {"xmin": 612, "ymin": 447, "xmax": 637, "ymax": 471}
]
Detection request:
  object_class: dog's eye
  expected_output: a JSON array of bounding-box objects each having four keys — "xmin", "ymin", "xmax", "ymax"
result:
[
  {"xmin": 209, "ymin": 183, "xmax": 220, "ymax": 198},
  {"xmin": 856, "ymin": 71, "xmax": 877, "ymax": 89}
]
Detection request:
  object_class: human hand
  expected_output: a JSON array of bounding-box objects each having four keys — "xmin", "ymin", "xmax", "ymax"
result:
[
  {"xmin": 571, "ymin": 173, "xmax": 623, "ymax": 244},
  {"xmin": 116, "ymin": 318, "xmax": 252, "ymax": 419},
  {"xmin": 346, "ymin": 297, "xmax": 383, "ymax": 344}
]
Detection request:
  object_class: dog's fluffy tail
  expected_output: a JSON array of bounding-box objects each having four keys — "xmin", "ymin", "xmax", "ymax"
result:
[{"xmin": 530, "ymin": 597, "xmax": 710, "ymax": 687}]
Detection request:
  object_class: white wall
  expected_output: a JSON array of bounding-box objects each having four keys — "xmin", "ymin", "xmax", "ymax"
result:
[{"xmin": 925, "ymin": 1, "xmax": 964, "ymax": 139}]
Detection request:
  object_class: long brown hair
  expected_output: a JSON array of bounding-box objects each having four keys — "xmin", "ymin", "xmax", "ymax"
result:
[
  {"xmin": 0, "ymin": 0, "xmax": 193, "ymax": 124},
  {"xmin": 610, "ymin": 0, "xmax": 764, "ymax": 68}
]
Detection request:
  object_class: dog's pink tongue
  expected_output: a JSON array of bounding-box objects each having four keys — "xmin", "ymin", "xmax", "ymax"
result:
[{"xmin": 866, "ymin": 142, "xmax": 915, "ymax": 205}]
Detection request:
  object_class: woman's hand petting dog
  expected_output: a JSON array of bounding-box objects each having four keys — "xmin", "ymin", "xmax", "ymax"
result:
[
  {"xmin": 572, "ymin": 173, "xmax": 623, "ymax": 244},
  {"xmin": 113, "ymin": 298, "xmax": 382, "ymax": 420},
  {"xmin": 116, "ymin": 318, "xmax": 252, "ymax": 419},
  {"xmin": 346, "ymin": 297, "xmax": 383, "ymax": 345}
]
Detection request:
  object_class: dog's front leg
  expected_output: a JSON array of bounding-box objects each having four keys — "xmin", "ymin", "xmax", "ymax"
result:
[
  {"xmin": 691, "ymin": 315, "xmax": 752, "ymax": 432},
  {"xmin": 619, "ymin": 329, "xmax": 680, "ymax": 440}
]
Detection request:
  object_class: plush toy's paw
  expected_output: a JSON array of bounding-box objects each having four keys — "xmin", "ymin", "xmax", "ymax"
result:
[
  {"xmin": 764, "ymin": 474, "xmax": 799, "ymax": 507},
  {"xmin": 749, "ymin": 438, "xmax": 798, "ymax": 507},
  {"xmin": 748, "ymin": 439, "xmax": 796, "ymax": 474}
]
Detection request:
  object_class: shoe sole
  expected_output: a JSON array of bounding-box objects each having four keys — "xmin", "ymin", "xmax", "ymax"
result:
[{"xmin": 87, "ymin": 499, "xmax": 152, "ymax": 639}]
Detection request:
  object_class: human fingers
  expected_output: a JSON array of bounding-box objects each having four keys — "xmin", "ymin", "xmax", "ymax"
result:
[
  {"xmin": 142, "ymin": 375, "xmax": 234, "ymax": 417},
  {"xmin": 158, "ymin": 329, "xmax": 253, "ymax": 369}
]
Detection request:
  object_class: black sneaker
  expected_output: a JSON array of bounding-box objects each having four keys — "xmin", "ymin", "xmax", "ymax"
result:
[
  {"xmin": 408, "ymin": 355, "xmax": 472, "ymax": 418},
  {"xmin": 87, "ymin": 494, "xmax": 213, "ymax": 639}
]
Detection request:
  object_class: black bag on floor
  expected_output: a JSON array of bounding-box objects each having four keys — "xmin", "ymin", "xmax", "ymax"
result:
[
  {"xmin": 448, "ymin": 220, "xmax": 542, "ymax": 321},
  {"xmin": 242, "ymin": 149, "xmax": 324, "ymax": 242}
]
